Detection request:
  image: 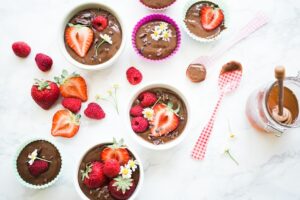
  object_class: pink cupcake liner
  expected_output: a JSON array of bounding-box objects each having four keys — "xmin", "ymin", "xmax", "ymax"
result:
[
  {"xmin": 139, "ymin": 0, "xmax": 176, "ymax": 11},
  {"xmin": 132, "ymin": 14, "xmax": 181, "ymax": 62}
]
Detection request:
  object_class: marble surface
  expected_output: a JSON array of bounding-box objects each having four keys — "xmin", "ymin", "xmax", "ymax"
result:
[{"xmin": 1, "ymin": 0, "xmax": 300, "ymax": 199}]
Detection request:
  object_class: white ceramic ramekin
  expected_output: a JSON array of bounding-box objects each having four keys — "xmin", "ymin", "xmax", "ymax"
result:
[
  {"xmin": 59, "ymin": 2, "xmax": 126, "ymax": 71},
  {"xmin": 74, "ymin": 140, "xmax": 144, "ymax": 200},
  {"xmin": 126, "ymin": 83, "xmax": 191, "ymax": 150}
]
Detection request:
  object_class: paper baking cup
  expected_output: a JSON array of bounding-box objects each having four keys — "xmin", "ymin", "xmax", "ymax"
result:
[
  {"xmin": 182, "ymin": 0, "xmax": 229, "ymax": 43},
  {"xmin": 139, "ymin": 0, "xmax": 176, "ymax": 11},
  {"xmin": 132, "ymin": 14, "xmax": 181, "ymax": 61},
  {"xmin": 13, "ymin": 138, "xmax": 63, "ymax": 189}
]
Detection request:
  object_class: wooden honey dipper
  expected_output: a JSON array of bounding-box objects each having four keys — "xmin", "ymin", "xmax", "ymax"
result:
[{"xmin": 275, "ymin": 66, "xmax": 285, "ymax": 115}]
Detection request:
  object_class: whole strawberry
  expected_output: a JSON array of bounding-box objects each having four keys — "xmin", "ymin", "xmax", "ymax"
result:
[
  {"xmin": 108, "ymin": 177, "xmax": 136, "ymax": 200},
  {"xmin": 103, "ymin": 159, "xmax": 120, "ymax": 178},
  {"xmin": 35, "ymin": 53, "xmax": 53, "ymax": 72},
  {"xmin": 81, "ymin": 161, "xmax": 106, "ymax": 189},
  {"xmin": 28, "ymin": 160, "xmax": 49, "ymax": 177},
  {"xmin": 31, "ymin": 79, "xmax": 60, "ymax": 110},
  {"xmin": 12, "ymin": 41, "xmax": 31, "ymax": 58},
  {"xmin": 61, "ymin": 97, "xmax": 82, "ymax": 113},
  {"xmin": 84, "ymin": 102, "xmax": 105, "ymax": 120}
]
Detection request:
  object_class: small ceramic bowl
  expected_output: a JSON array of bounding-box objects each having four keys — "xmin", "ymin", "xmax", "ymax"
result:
[
  {"xmin": 139, "ymin": 0, "xmax": 177, "ymax": 11},
  {"xmin": 74, "ymin": 140, "xmax": 144, "ymax": 200},
  {"xmin": 14, "ymin": 138, "xmax": 63, "ymax": 189},
  {"xmin": 59, "ymin": 2, "xmax": 126, "ymax": 71},
  {"xmin": 126, "ymin": 83, "xmax": 190, "ymax": 150}
]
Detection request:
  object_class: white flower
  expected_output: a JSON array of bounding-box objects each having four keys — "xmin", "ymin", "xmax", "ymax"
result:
[
  {"xmin": 28, "ymin": 149, "xmax": 38, "ymax": 165},
  {"xmin": 100, "ymin": 34, "xmax": 113, "ymax": 44},
  {"xmin": 151, "ymin": 29, "xmax": 161, "ymax": 41},
  {"xmin": 113, "ymin": 83, "xmax": 120, "ymax": 89},
  {"xmin": 120, "ymin": 166, "xmax": 132, "ymax": 179},
  {"xmin": 142, "ymin": 108, "xmax": 154, "ymax": 121},
  {"xmin": 159, "ymin": 22, "xmax": 169, "ymax": 31},
  {"xmin": 126, "ymin": 159, "xmax": 138, "ymax": 172},
  {"xmin": 162, "ymin": 29, "xmax": 172, "ymax": 42}
]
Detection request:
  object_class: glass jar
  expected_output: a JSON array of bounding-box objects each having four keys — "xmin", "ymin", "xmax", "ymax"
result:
[{"xmin": 246, "ymin": 72, "xmax": 300, "ymax": 136}]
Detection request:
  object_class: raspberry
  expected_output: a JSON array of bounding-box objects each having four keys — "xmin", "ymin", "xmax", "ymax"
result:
[
  {"xmin": 62, "ymin": 98, "xmax": 82, "ymax": 113},
  {"xmin": 138, "ymin": 92, "xmax": 157, "ymax": 107},
  {"xmin": 92, "ymin": 16, "xmax": 108, "ymax": 32},
  {"xmin": 35, "ymin": 53, "xmax": 53, "ymax": 72},
  {"xmin": 12, "ymin": 41, "xmax": 31, "ymax": 58},
  {"xmin": 126, "ymin": 67, "xmax": 143, "ymax": 85},
  {"xmin": 84, "ymin": 103, "xmax": 105, "ymax": 120},
  {"xmin": 103, "ymin": 159, "xmax": 120, "ymax": 178},
  {"xmin": 28, "ymin": 160, "xmax": 49, "ymax": 177},
  {"xmin": 131, "ymin": 117, "xmax": 149, "ymax": 133},
  {"xmin": 130, "ymin": 104, "xmax": 143, "ymax": 117}
]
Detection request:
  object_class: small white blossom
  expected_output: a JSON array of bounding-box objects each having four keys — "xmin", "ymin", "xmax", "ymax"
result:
[
  {"xmin": 28, "ymin": 149, "xmax": 38, "ymax": 165},
  {"xmin": 142, "ymin": 108, "xmax": 154, "ymax": 121},
  {"xmin": 159, "ymin": 22, "xmax": 169, "ymax": 31},
  {"xmin": 119, "ymin": 166, "xmax": 132, "ymax": 179},
  {"xmin": 162, "ymin": 29, "xmax": 172, "ymax": 42},
  {"xmin": 100, "ymin": 34, "xmax": 113, "ymax": 44},
  {"xmin": 151, "ymin": 29, "xmax": 161, "ymax": 41},
  {"xmin": 126, "ymin": 159, "xmax": 138, "ymax": 172}
]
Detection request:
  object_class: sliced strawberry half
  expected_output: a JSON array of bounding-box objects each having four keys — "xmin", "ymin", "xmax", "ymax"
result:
[
  {"xmin": 51, "ymin": 109, "xmax": 80, "ymax": 138},
  {"xmin": 200, "ymin": 6, "xmax": 224, "ymax": 31},
  {"xmin": 150, "ymin": 103, "xmax": 179, "ymax": 137},
  {"xmin": 65, "ymin": 25, "xmax": 94, "ymax": 57},
  {"xmin": 101, "ymin": 138, "xmax": 130, "ymax": 166}
]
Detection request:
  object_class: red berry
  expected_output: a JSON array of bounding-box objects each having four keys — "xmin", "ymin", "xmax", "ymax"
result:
[
  {"xmin": 126, "ymin": 67, "xmax": 143, "ymax": 85},
  {"xmin": 84, "ymin": 103, "xmax": 105, "ymax": 120},
  {"xmin": 108, "ymin": 178, "xmax": 136, "ymax": 200},
  {"xmin": 103, "ymin": 159, "xmax": 120, "ymax": 178},
  {"xmin": 31, "ymin": 80, "xmax": 60, "ymax": 110},
  {"xmin": 12, "ymin": 41, "xmax": 31, "ymax": 58},
  {"xmin": 138, "ymin": 92, "xmax": 157, "ymax": 107},
  {"xmin": 81, "ymin": 161, "xmax": 106, "ymax": 189},
  {"xmin": 131, "ymin": 116, "xmax": 149, "ymax": 133},
  {"xmin": 61, "ymin": 98, "xmax": 82, "ymax": 113},
  {"xmin": 28, "ymin": 160, "xmax": 49, "ymax": 177},
  {"xmin": 130, "ymin": 104, "xmax": 143, "ymax": 117},
  {"xmin": 35, "ymin": 53, "xmax": 53, "ymax": 72},
  {"xmin": 92, "ymin": 16, "xmax": 108, "ymax": 32}
]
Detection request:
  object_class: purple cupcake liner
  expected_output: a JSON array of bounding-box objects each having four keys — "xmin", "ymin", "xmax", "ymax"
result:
[
  {"xmin": 139, "ymin": 0, "xmax": 176, "ymax": 11},
  {"xmin": 132, "ymin": 14, "xmax": 181, "ymax": 62}
]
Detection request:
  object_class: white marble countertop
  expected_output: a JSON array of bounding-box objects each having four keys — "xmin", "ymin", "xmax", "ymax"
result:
[{"xmin": 1, "ymin": 0, "xmax": 300, "ymax": 199}]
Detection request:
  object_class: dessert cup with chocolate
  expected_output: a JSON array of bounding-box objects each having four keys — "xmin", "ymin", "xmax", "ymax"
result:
[
  {"xmin": 246, "ymin": 75, "xmax": 300, "ymax": 135},
  {"xmin": 127, "ymin": 83, "xmax": 190, "ymax": 150},
  {"xmin": 14, "ymin": 139, "xmax": 62, "ymax": 189},
  {"xmin": 75, "ymin": 138, "xmax": 143, "ymax": 200},
  {"xmin": 60, "ymin": 3, "xmax": 125, "ymax": 70},
  {"xmin": 139, "ymin": 0, "xmax": 176, "ymax": 10},
  {"xmin": 183, "ymin": 0, "xmax": 227, "ymax": 42},
  {"xmin": 132, "ymin": 14, "xmax": 181, "ymax": 61}
]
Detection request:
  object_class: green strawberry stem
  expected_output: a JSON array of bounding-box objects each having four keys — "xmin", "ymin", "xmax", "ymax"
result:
[{"xmin": 224, "ymin": 149, "xmax": 239, "ymax": 166}]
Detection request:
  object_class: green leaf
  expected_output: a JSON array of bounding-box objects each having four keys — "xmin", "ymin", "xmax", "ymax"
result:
[{"xmin": 113, "ymin": 176, "xmax": 133, "ymax": 194}]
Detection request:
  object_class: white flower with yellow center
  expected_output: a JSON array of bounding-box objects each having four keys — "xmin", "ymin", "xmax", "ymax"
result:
[
  {"xmin": 120, "ymin": 166, "xmax": 132, "ymax": 179},
  {"xmin": 151, "ymin": 28, "xmax": 161, "ymax": 41},
  {"xmin": 159, "ymin": 22, "xmax": 169, "ymax": 31},
  {"xmin": 100, "ymin": 34, "xmax": 113, "ymax": 45},
  {"xmin": 126, "ymin": 159, "xmax": 139, "ymax": 172},
  {"xmin": 142, "ymin": 108, "xmax": 154, "ymax": 121},
  {"xmin": 28, "ymin": 149, "xmax": 38, "ymax": 165},
  {"xmin": 162, "ymin": 29, "xmax": 172, "ymax": 42}
]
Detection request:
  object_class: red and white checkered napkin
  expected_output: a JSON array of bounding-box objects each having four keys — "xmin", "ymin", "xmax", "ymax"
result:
[{"xmin": 191, "ymin": 70, "xmax": 242, "ymax": 160}]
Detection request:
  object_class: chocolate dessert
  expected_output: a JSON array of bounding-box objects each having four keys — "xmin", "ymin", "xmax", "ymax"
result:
[
  {"xmin": 186, "ymin": 64, "xmax": 206, "ymax": 83},
  {"xmin": 64, "ymin": 8, "xmax": 122, "ymax": 65},
  {"xmin": 78, "ymin": 140, "xmax": 140, "ymax": 200},
  {"xmin": 140, "ymin": 0, "xmax": 176, "ymax": 9},
  {"xmin": 130, "ymin": 88, "xmax": 188, "ymax": 145},
  {"xmin": 267, "ymin": 85, "xmax": 299, "ymax": 125},
  {"xmin": 135, "ymin": 20, "xmax": 178, "ymax": 60},
  {"xmin": 184, "ymin": 1, "xmax": 225, "ymax": 39},
  {"xmin": 16, "ymin": 140, "xmax": 61, "ymax": 186}
]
